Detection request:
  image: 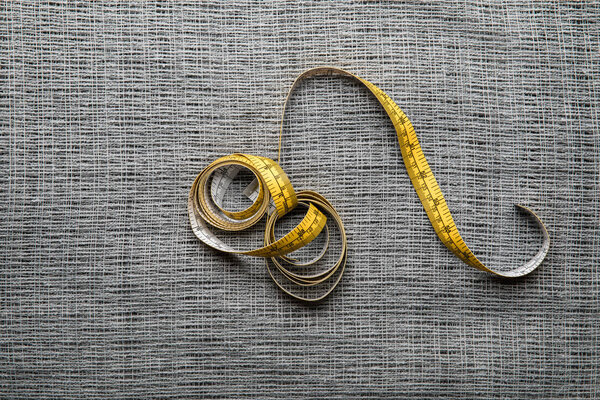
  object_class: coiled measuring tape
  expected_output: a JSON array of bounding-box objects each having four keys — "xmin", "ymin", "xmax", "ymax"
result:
[{"xmin": 188, "ymin": 66, "xmax": 550, "ymax": 301}]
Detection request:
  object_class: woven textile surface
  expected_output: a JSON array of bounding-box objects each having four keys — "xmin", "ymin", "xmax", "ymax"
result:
[{"xmin": 2, "ymin": 1, "xmax": 599, "ymax": 399}]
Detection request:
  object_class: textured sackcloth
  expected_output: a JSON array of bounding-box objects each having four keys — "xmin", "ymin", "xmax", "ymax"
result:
[{"xmin": 1, "ymin": 1, "xmax": 599, "ymax": 399}]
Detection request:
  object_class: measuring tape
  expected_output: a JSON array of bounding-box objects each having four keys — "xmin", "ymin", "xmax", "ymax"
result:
[
  {"xmin": 188, "ymin": 153, "xmax": 346, "ymax": 301},
  {"xmin": 188, "ymin": 67, "xmax": 550, "ymax": 301}
]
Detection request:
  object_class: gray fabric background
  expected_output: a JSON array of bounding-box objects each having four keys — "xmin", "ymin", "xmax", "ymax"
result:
[{"xmin": 2, "ymin": 1, "xmax": 599, "ymax": 399}]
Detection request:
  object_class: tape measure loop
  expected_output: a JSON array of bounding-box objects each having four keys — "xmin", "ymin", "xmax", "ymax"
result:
[{"xmin": 265, "ymin": 190, "xmax": 348, "ymax": 302}]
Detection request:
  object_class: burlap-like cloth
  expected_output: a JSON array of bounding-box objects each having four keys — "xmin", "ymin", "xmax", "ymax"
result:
[{"xmin": 2, "ymin": 2, "xmax": 598, "ymax": 398}]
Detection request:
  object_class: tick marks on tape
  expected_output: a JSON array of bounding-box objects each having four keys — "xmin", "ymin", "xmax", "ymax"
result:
[{"xmin": 188, "ymin": 67, "xmax": 550, "ymax": 302}]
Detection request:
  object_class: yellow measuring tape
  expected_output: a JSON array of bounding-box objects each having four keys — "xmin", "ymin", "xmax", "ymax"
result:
[{"xmin": 188, "ymin": 67, "xmax": 550, "ymax": 301}]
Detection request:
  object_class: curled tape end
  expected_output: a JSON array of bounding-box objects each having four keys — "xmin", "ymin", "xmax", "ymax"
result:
[
  {"xmin": 491, "ymin": 204, "xmax": 550, "ymax": 278},
  {"xmin": 514, "ymin": 203, "xmax": 550, "ymax": 244}
]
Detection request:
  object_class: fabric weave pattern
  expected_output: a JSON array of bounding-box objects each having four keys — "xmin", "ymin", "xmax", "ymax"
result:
[{"xmin": 1, "ymin": 1, "xmax": 598, "ymax": 399}]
